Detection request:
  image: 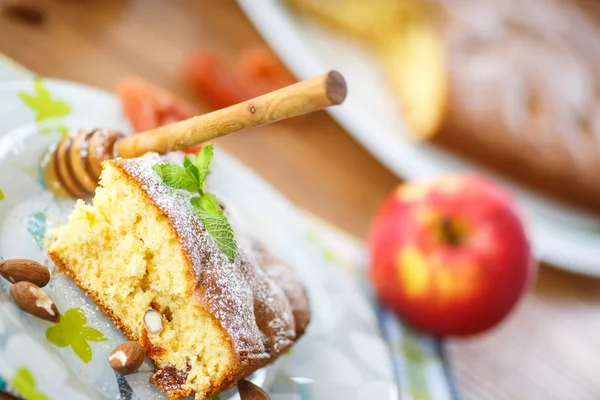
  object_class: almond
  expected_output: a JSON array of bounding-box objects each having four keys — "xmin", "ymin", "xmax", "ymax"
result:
[
  {"xmin": 144, "ymin": 309, "xmax": 163, "ymax": 334},
  {"xmin": 238, "ymin": 379, "xmax": 270, "ymax": 400},
  {"xmin": 109, "ymin": 341, "xmax": 146, "ymax": 375},
  {"xmin": 3, "ymin": 1, "xmax": 46, "ymax": 26},
  {"xmin": 0, "ymin": 259, "xmax": 50, "ymax": 287},
  {"xmin": 10, "ymin": 281, "xmax": 60, "ymax": 323}
]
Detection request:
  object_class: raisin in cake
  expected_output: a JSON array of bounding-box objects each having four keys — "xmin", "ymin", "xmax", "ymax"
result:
[{"xmin": 48, "ymin": 154, "xmax": 310, "ymax": 399}]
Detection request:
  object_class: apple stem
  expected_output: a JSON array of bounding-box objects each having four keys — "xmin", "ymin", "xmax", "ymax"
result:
[{"xmin": 440, "ymin": 216, "xmax": 462, "ymax": 246}]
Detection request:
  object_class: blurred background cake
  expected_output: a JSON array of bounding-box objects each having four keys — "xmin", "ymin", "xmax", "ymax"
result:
[{"xmin": 287, "ymin": 0, "xmax": 600, "ymax": 212}]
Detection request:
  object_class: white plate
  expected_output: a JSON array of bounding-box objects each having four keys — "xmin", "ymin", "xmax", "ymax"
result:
[
  {"xmin": 237, "ymin": 0, "xmax": 600, "ymax": 277},
  {"xmin": 0, "ymin": 77, "xmax": 402, "ymax": 399}
]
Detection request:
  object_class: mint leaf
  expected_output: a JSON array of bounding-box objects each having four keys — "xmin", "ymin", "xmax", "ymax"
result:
[
  {"xmin": 185, "ymin": 154, "xmax": 197, "ymax": 164},
  {"xmin": 196, "ymin": 144, "xmax": 214, "ymax": 189},
  {"xmin": 194, "ymin": 209, "xmax": 237, "ymax": 261},
  {"xmin": 183, "ymin": 156, "xmax": 200, "ymax": 183},
  {"xmin": 190, "ymin": 196, "xmax": 203, "ymax": 210},
  {"xmin": 153, "ymin": 145, "xmax": 237, "ymax": 262},
  {"xmin": 153, "ymin": 164, "xmax": 198, "ymax": 192},
  {"xmin": 192, "ymin": 196, "xmax": 237, "ymax": 261},
  {"xmin": 191, "ymin": 193, "xmax": 223, "ymax": 215},
  {"xmin": 201, "ymin": 193, "xmax": 223, "ymax": 214}
]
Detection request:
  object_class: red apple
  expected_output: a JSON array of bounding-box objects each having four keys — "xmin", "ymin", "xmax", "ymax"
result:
[{"xmin": 369, "ymin": 174, "xmax": 536, "ymax": 336}]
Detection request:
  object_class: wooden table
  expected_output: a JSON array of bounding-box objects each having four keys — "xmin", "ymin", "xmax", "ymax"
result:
[{"xmin": 1, "ymin": 1, "xmax": 600, "ymax": 399}]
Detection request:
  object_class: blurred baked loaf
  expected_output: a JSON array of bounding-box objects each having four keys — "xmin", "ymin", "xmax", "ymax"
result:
[
  {"xmin": 434, "ymin": 0, "xmax": 600, "ymax": 211},
  {"xmin": 287, "ymin": 0, "xmax": 600, "ymax": 212}
]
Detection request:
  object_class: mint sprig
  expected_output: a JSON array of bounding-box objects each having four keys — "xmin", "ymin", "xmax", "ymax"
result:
[
  {"xmin": 152, "ymin": 145, "xmax": 237, "ymax": 261},
  {"xmin": 195, "ymin": 144, "xmax": 214, "ymax": 188},
  {"xmin": 153, "ymin": 163, "xmax": 199, "ymax": 192}
]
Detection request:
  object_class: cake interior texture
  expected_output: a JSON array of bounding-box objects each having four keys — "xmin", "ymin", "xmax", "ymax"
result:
[{"xmin": 48, "ymin": 156, "xmax": 309, "ymax": 399}]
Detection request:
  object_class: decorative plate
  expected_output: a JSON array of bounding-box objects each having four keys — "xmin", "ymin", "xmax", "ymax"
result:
[
  {"xmin": 237, "ymin": 0, "xmax": 600, "ymax": 277},
  {"xmin": 0, "ymin": 73, "xmax": 454, "ymax": 399}
]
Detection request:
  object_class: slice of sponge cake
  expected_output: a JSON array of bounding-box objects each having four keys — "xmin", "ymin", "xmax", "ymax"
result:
[{"xmin": 48, "ymin": 154, "xmax": 310, "ymax": 399}]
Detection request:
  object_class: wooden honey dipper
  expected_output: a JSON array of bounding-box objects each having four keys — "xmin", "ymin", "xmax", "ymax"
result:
[{"xmin": 43, "ymin": 71, "xmax": 347, "ymax": 199}]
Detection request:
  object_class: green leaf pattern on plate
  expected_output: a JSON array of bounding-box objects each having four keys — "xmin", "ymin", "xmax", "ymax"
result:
[
  {"xmin": 18, "ymin": 78, "xmax": 71, "ymax": 136},
  {"xmin": 46, "ymin": 308, "xmax": 108, "ymax": 364},
  {"xmin": 12, "ymin": 367, "xmax": 50, "ymax": 400},
  {"xmin": 402, "ymin": 327, "xmax": 433, "ymax": 400},
  {"xmin": 0, "ymin": 188, "xmax": 4, "ymax": 201},
  {"xmin": 306, "ymin": 230, "xmax": 337, "ymax": 263}
]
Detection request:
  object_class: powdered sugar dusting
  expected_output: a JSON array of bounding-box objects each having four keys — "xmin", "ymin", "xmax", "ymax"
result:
[
  {"xmin": 114, "ymin": 153, "xmax": 305, "ymax": 360},
  {"xmin": 239, "ymin": 254, "xmax": 295, "ymax": 356}
]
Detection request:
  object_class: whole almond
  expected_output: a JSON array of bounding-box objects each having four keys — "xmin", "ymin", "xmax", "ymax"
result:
[
  {"xmin": 238, "ymin": 379, "xmax": 270, "ymax": 400},
  {"xmin": 109, "ymin": 341, "xmax": 146, "ymax": 375},
  {"xmin": 144, "ymin": 309, "xmax": 163, "ymax": 334},
  {"xmin": 0, "ymin": 259, "xmax": 51, "ymax": 287},
  {"xmin": 10, "ymin": 281, "xmax": 60, "ymax": 323}
]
